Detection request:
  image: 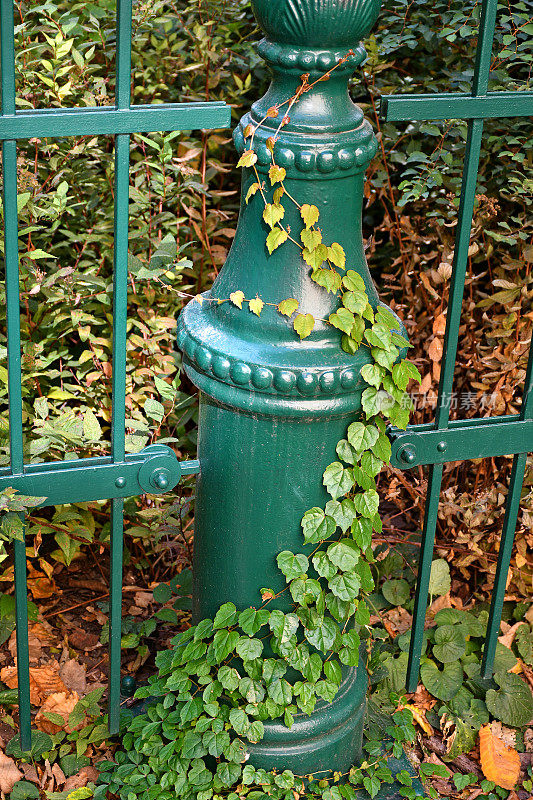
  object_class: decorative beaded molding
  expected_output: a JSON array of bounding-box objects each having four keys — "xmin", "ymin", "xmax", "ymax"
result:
[
  {"xmin": 177, "ymin": 327, "xmax": 364, "ymax": 398},
  {"xmin": 234, "ymin": 119, "xmax": 378, "ymax": 176},
  {"xmin": 256, "ymin": 39, "xmax": 367, "ymax": 73}
]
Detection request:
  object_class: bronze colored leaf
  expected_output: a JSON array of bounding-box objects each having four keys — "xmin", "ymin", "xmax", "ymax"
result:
[
  {"xmin": 0, "ymin": 751, "xmax": 23, "ymax": 793},
  {"xmin": 479, "ymin": 723, "xmax": 521, "ymax": 790},
  {"xmin": 0, "ymin": 661, "xmax": 68, "ymax": 705}
]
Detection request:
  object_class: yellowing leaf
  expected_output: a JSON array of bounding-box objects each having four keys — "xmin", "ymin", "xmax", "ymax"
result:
[
  {"xmin": 293, "ymin": 314, "xmax": 315, "ymax": 340},
  {"xmin": 328, "ymin": 243, "xmax": 346, "ymax": 269},
  {"xmin": 301, "ymin": 229, "xmax": 322, "ymax": 250},
  {"xmin": 300, "ymin": 204, "xmax": 319, "ymax": 229},
  {"xmin": 194, "ymin": 294, "xmax": 204, "ymax": 306},
  {"xmin": 479, "ymin": 723, "xmax": 521, "ymax": 790},
  {"xmin": 266, "ymin": 227, "xmax": 288, "ymax": 254},
  {"xmin": 263, "ymin": 203, "xmax": 285, "ymax": 229},
  {"xmin": 403, "ymin": 704, "xmax": 433, "ymax": 736},
  {"xmin": 278, "ymin": 298, "xmax": 299, "ymax": 317},
  {"xmin": 245, "ymin": 182, "xmax": 260, "ymax": 204},
  {"xmin": 237, "ymin": 149, "xmax": 258, "ymax": 169},
  {"xmin": 269, "ymin": 164, "xmax": 286, "ymax": 185},
  {"xmin": 249, "ymin": 297, "xmax": 264, "ymax": 316},
  {"xmin": 229, "ymin": 290, "xmax": 245, "ymax": 309},
  {"xmin": 302, "ymin": 244, "xmax": 328, "ymax": 270}
]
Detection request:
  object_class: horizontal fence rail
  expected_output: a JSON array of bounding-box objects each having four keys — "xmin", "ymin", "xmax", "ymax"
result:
[
  {"xmin": 382, "ymin": 0, "xmax": 532, "ymax": 693},
  {"xmin": 0, "ymin": 0, "xmax": 229, "ymax": 747}
]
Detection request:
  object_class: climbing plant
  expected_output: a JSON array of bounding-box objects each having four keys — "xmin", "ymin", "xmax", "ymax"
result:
[{"xmin": 95, "ymin": 65, "xmax": 427, "ymax": 800}]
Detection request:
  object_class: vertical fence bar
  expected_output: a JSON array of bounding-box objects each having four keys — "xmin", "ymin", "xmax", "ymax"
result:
[
  {"xmin": 480, "ymin": 345, "xmax": 533, "ymax": 677},
  {"xmin": 1, "ymin": 0, "xmax": 32, "ymax": 749},
  {"xmin": 405, "ymin": 0, "xmax": 499, "ymax": 691},
  {"xmin": 108, "ymin": 0, "xmax": 132, "ymax": 735}
]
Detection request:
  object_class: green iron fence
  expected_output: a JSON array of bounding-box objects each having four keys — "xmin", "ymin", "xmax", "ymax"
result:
[
  {"xmin": 382, "ymin": 0, "xmax": 533, "ymax": 690},
  {"xmin": 0, "ymin": 0, "xmax": 531, "ymax": 761},
  {"xmin": 0, "ymin": 0, "xmax": 230, "ymax": 750}
]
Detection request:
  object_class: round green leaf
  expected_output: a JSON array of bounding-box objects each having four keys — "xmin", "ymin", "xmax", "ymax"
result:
[
  {"xmin": 276, "ymin": 550, "xmax": 309, "ymax": 582},
  {"xmin": 428, "ymin": 559, "xmax": 451, "ymax": 597},
  {"xmin": 432, "ymin": 624, "xmax": 466, "ymax": 663},
  {"xmin": 420, "ymin": 660, "xmax": 463, "ymax": 701},
  {"xmin": 485, "ymin": 671, "xmax": 533, "ymax": 727},
  {"xmin": 382, "ymin": 579, "xmax": 410, "ymax": 607}
]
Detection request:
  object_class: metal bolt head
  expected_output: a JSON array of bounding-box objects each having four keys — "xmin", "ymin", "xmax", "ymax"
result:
[
  {"xmin": 399, "ymin": 445, "xmax": 416, "ymax": 464},
  {"xmin": 150, "ymin": 468, "xmax": 171, "ymax": 491},
  {"xmin": 121, "ymin": 675, "xmax": 137, "ymax": 697},
  {"xmin": 437, "ymin": 441, "xmax": 448, "ymax": 452},
  {"xmin": 115, "ymin": 476, "xmax": 127, "ymax": 489}
]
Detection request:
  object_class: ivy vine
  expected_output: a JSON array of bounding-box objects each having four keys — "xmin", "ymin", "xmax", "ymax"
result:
[{"xmin": 96, "ymin": 65, "xmax": 426, "ymax": 800}]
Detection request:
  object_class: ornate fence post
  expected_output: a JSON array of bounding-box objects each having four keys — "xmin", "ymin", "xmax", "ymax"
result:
[{"xmin": 178, "ymin": 0, "xmax": 390, "ymax": 774}]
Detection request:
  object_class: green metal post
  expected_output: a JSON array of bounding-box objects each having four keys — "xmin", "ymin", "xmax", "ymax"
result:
[{"xmin": 178, "ymin": 0, "xmax": 391, "ymax": 774}]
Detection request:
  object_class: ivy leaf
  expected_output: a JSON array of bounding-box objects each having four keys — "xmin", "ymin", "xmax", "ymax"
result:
[
  {"xmin": 382, "ymin": 578, "xmax": 410, "ymax": 606},
  {"xmin": 342, "ymin": 290, "xmax": 367, "ymax": 315},
  {"xmin": 486, "ymin": 671, "xmax": 533, "ymax": 727},
  {"xmin": 302, "ymin": 244, "xmax": 328, "ymax": 270},
  {"xmin": 277, "ymin": 550, "xmax": 309, "ymax": 581},
  {"xmin": 392, "ymin": 359, "xmax": 421, "ymax": 390},
  {"xmin": 293, "ymin": 313, "xmax": 315, "ymax": 339},
  {"xmin": 329, "ymin": 572, "xmax": 361, "ymax": 602},
  {"xmin": 361, "ymin": 363, "xmax": 383, "ymax": 389},
  {"xmin": 237, "ymin": 149, "xmax": 258, "ymax": 168},
  {"xmin": 352, "ymin": 518, "xmax": 373, "ymax": 550},
  {"xmin": 249, "ymin": 297, "xmax": 265, "ymax": 316},
  {"xmin": 301, "ymin": 228, "xmax": 322, "ymax": 250},
  {"xmin": 420, "ymin": 660, "xmax": 463, "ymax": 701},
  {"xmin": 217, "ymin": 666, "xmax": 240, "ymax": 691},
  {"xmin": 305, "ymin": 616, "xmax": 339, "ymax": 652},
  {"xmin": 328, "ymin": 242, "xmax": 346, "ymax": 268},
  {"xmin": 211, "ymin": 629, "xmax": 239, "ymax": 663},
  {"xmin": 347, "ymin": 421, "xmax": 379, "ymax": 452},
  {"xmin": 216, "ymin": 762, "xmax": 243, "ymax": 787},
  {"xmin": 428, "ymin": 559, "xmax": 451, "ymax": 597},
  {"xmin": 278, "ymin": 298, "xmax": 298, "ymax": 317},
  {"xmin": 269, "ymin": 164, "xmax": 286, "ymax": 184},
  {"xmin": 323, "ymin": 462, "xmax": 354, "ymax": 500},
  {"xmin": 266, "ymin": 227, "xmax": 288, "ymax": 254},
  {"xmin": 327, "ymin": 539, "xmax": 359, "ymax": 571},
  {"xmin": 362, "ymin": 387, "xmax": 389, "ymax": 417},
  {"xmin": 83, "ymin": 408, "xmax": 102, "ymax": 442},
  {"xmin": 229, "ymin": 290, "xmax": 245, "ymax": 309},
  {"xmin": 342, "ymin": 270, "xmax": 366, "ymax": 292},
  {"xmin": 245, "ymin": 181, "xmax": 260, "ymax": 204},
  {"xmin": 312, "ymin": 267, "xmax": 342, "ymax": 294},
  {"xmin": 353, "ymin": 489, "xmax": 379, "ymax": 518},
  {"xmin": 371, "ymin": 433, "xmax": 391, "ymax": 462},
  {"xmin": 433, "ymin": 624, "xmax": 466, "ymax": 663},
  {"xmin": 236, "ymin": 636, "xmax": 263, "ymax": 661},
  {"xmin": 213, "ymin": 602, "xmax": 237, "ymax": 629},
  {"xmin": 238, "ymin": 608, "xmax": 269, "ymax": 636},
  {"xmin": 263, "ymin": 202, "xmax": 285, "ymax": 229},
  {"xmin": 301, "ymin": 507, "xmax": 336, "ymax": 543},
  {"xmin": 360, "ymin": 451, "xmax": 383, "ymax": 477},
  {"xmin": 300, "ymin": 204, "xmax": 320, "ymax": 228},
  {"xmin": 329, "ymin": 308, "xmax": 355, "ymax": 335},
  {"xmin": 325, "ymin": 498, "xmax": 356, "ymax": 533},
  {"xmin": 312, "ymin": 552, "xmax": 337, "ymax": 579}
]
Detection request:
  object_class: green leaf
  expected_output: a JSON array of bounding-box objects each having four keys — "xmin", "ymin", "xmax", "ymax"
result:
[
  {"xmin": 327, "ymin": 243, "xmax": 346, "ymax": 268},
  {"xmin": 211, "ymin": 629, "xmax": 239, "ymax": 662},
  {"xmin": 353, "ymin": 489, "xmax": 379, "ymax": 518},
  {"xmin": 301, "ymin": 507, "xmax": 336, "ymax": 543},
  {"xmin": 420, "ymin": 660, "xmax": 463, "ymax": 701},
  {"xmin": 486, "ymin": 671, "xmax": 533, "ymax": 727},
  {"xmin": 312, "ymin": 267, "xmax": 342, "ymax": 294},
  {"xmin": 213, "ymin": 602, "xmax": 237, "ymax": 629},
  {"xmin": 278, "ymin": 298, "xmax": 298, "ymax": 317},
  {"xmin": 342, "ymin": 270, "xmax": 366, "ymax": 292},
  {"xmin": 347, "ymin": 422, "xmax": 379, "ymax": 452},
  {"xmin": 382, "ymin": 579, "xmax": 410, "ymax": 606},
  {"xmin": 392, "ymin": 360, "xmax": 421, "ymax": 390},
  {"xmin": 432, "ymin": 624, "xmax": 466, "ymax": 663},
  {"xmin": 302, "ymin": 244, "xmax": 328, "ymax": 270},
  {"xmin": 218, "ymin": 666, "xmax": 240, "ymax": 691},
  {"xmin": 277, "ymin": 550, "xmax": 309, "ymax": 581},
  {"xmin": 305, "ymin": 615, "xmax": 339, "ymax": 652},
  {"xmin": 329, "ymin": 308, "xmax": 355, "ymax": 335},
  {"xmin": 323, "ymin": 462, "xmax": 354, "ymax": 500},
  {"xmin": 428, "ymin": 559, "xmax": 451, "ymax": 597},
  {"xmin": 293, "ymin": 313, "xmax": 315, "ymax": 339},
  {"xmin": 144, "ymin": 397, "xmax": 165, "ymax": 423},
  {"xmin": 325, "ymin": 498, "xmax": 356, "ymax": 533},
  {"xmin": 342, "ymin": 290, "xmax": 368, "ymax": 316},
  {"xmin": 7, "ymin": 730, "xmax": 52, "ymax": 759},
  {"xmin": 327, "ymin": 539, "xmax": 359, "ymax": 571},
  {"xmin": 263, "ymin": 203, "xmax": 285, "ymax": 229},
  {"xmin": 329, "ymin": 572, "xmax": 361, "ymax": 602},
  {"xmin": 360, "ymin": 363, "xmax": 383, "ymax": 389},
  {"xmin": 238, "ymin": 608, "xmax": 269, "ymax": 636},
  {"xmin": 266, "ymin": 227, "xmax": 288, "ymax": 254},
  {"xmin": 312, "ymin": 552, "xmax": 337, "ymax": 579},
  {"xmin": 216, "ymin": 761, "xmax": 242, "ymax": 787},
  {"xmin": 301, "ymin": 228, "xmax": 322, "ymax": 250},
  {"xmin": 269, "ymin": 164, "xmax": 286, "ymax": 184},
  {"xmin": 83, "ymin": 408, "xmax": 102, "ymax": 442},
  {"xmin": 300, "ymin": 204, "xmax": 319, "ymax": 228}
]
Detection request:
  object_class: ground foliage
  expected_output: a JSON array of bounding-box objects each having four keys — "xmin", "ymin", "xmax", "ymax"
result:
[{"xmin": 0, "ymin": 0, "xmax": 531, "ymax": 797}]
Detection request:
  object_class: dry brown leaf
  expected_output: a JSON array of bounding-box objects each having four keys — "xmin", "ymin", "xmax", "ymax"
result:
[
  {"xmin": 498, "ymin": 621, "xmax": 527, "ymax": 650},
  {"xmin": 411, "ymin": 684, "xmax": 437, "ymax": 711},
  {"xmin": 479, "ymin": 723, "xmax": 521, "ymax": 790},
  {"xmin": 63, "ymin": 765, "xmax": 99, "ymax": 794},
  {"xmin": 27, "ymin": 565, "xmax": 57, "ymax": 599},
  {"xmin": 35, "ymin": 691, "xmax": 80, "ymax": 734},
  {"xmin": 8, "ymin": 621, "xmax": 56, "ymax": 663},
  {"xmin": 428, "ymin": 337, "xmax": 443, "ymax": 362},
  {"xmin": 0, "ymin": 661, "xmax": 67, "ymax": 705},
  {"xmin": 383, "ymin": 607, "xmax": 412, "ymax": 635},
  {"xmin": 433, "ymin": 314, "xmax": 447, "ymax": 336},
  {"xmin": 0, "ymin": 751, "xmax": 23, "ymax": 793},
  {"xmin": 51, "ymin": 762, "xmax": 66, "ymax": 787},
  {"xmin": 59, "ymin": 659, "xmax": 87, "ymax": 695}
]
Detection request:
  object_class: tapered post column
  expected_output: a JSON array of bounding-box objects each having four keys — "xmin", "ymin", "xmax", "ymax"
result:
[{"xmin": 178, "ymin": 0, "xmax": 384, "ymax": 775}]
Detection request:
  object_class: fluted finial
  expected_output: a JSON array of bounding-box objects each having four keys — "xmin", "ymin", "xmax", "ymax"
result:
[{"xmin": 251, "ymin": 0, "xmax": 382, "ymax": 48}]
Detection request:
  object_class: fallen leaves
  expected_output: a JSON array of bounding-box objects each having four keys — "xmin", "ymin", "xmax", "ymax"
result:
[
  {"xmin": 402, "ymin": 703, "xmax": 433, "ymax": 736},
  {"xmin": 479, "ymin": 723, "xmax": 521, "ymax": 790},
  {"xmin": 0, "ymin": 661, "xmax": 68, "ymax": 704},
  {"xmin": 0, "ymin": 751, "xmax": 22, "ymax": 793},
  {"xmin": 35, "ymin": 690, "xmax": 80, "ymax": 733}
]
